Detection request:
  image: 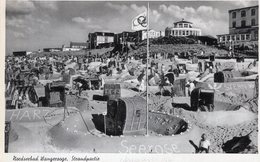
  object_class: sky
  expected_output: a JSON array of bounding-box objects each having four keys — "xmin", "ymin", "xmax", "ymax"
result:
[{"xmin": 5, "ymin": 0, "xmax": 259, "ymax": 54}]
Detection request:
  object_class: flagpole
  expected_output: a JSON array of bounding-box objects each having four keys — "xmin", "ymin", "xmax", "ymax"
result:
[{"xmin": 146, "ymin": 2, "xmax": 149, "ymax": 136}]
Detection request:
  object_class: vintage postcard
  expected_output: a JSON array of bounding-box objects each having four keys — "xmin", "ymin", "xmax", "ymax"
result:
[{"xmin": 1, "ymin": 0, "xmax": 259, "ymax": 161}]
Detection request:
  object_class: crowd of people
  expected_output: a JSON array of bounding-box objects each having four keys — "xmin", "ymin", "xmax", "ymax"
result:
[
  {"xmin": 5, "ymin": 46, "xmax": 238, "ymax": 112},
  {"xmin": 5, "ymin": 49, "xmax": 191, "ymax": 109}
]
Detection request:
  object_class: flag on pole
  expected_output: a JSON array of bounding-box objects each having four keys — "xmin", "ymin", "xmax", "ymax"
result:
[{"xmin": 131, "ymin": 12, "xmax": 147, "ymax": 31}]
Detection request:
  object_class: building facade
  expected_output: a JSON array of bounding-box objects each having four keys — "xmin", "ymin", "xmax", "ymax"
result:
[
  {"xmin": 217, "ymin": 5, "xmax": 258, "ymax": 45},
  {"xmin": 114, "ymin": 30, "xmax": 164, "ymax": 46},
  {"xmin": 165, "ymin": 19, "xmax": 202, "ymax": 37},
  {"xmin": 43, "ymin": 48, "xmax": 62, "ymax": 52},
  {"xmin": 138, "ymin": 29, "xmax": 165, "ymax": 40},
  {"xmin": 13, "ymin": 51, "xmax": 27, "ymax": 57},
  {"xmin": 70, "ymin": 42, "xmax": 88, "ymax": 49},
  {"xmin": 62, "ymin": 47, "xmax": 81, "ymax": 51},
  {"xmin": 114, "ymin": 31, "xmax": 138, "ymax": 45},
  {"xmin": 88, "ymin": 32, "xmax": 114, "ymax": 49}
]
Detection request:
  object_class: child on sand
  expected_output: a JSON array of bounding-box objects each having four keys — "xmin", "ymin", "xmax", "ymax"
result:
[{"xmin": 198, "ymin": 133, "xmax": 210, "ymax": 153}]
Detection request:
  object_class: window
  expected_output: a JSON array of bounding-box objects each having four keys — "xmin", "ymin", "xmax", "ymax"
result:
[
  {"xmin": 255, "ymin": 31, "xmax": 258, "ymax": 40},
  {"xmin": 241, "ymin": 35, "xmax": 245, "ymax": 40},
  {"xmin": 231, "ymin": 35, "xmax": 235, "ymax": 41},
  {"xmin": 227, "ymin": 35, "xmax": 230, "ymax": 41},
  {"xmin": 184, "ymin": 24, "xmax": 188, "ymax": 28},
  {"xmin": 241, "ymin": 20, "xmax": 246, "ymax": 27},
  {"xmin": 251, "ymin": 9, "xmax": 256, "ymax": 16},
  {"xmin": 246, "ymin": 34, "xmax": 250, "ymax": 40},
  {"xmin": 136, "ymin": 110, "xmax": 141, "ymax": 117},
  {"xmin": 251, "ymin": 19, "xmax": 256, "ymax": 26},
  {"xmin": 236, "ymin": 35, "xmax": 240, "ymax": 41},
  {"xmin": 232, "ymin": 21, "xmax": 236, "ymax": 28},
  {"xmin": 222, "ymin": 36, "xmax": 226, "ymax": 41},
  {"xmin": 241, "ymin": 10, "xmax": 246, "ymax": 17},
  {"xmin": 186, "ymin": 31, "xmax": 189, "ymax": 35},
  {"xmin": 232, "ymin": 12, "xmax": 236, "ymax": 18},
  {"xmin": 182, "ymin": 31, "xmax": 185, "ymax": 36}
]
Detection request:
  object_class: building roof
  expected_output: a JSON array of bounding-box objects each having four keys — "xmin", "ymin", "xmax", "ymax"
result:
[
  {"xmin": 43, "ymin": 48, "xmax": 62, "ymax": 50},
  {"xmin": 13, "ymin": 51, "xmax": 27, "ymax": 56},
  {"xmin": 174, "ymin": 20, "xmax": 193, "ymax": 25},
  {"xmin": 115, "ymin": 31, "xmax": 137, "ymax": 36},
  {"xmin": 121, "ymin": 31, "xmax": 136, "ymax": 34},
  {"xmin": 94, "ymin": 32, "xmax": 114, "ymax": 36},
  {"xmin": 229, "ymin": 5, "xmax": 258, "ymax": 13},
  {"xmin": 70, "ymin": 42, "xmax": 88, "ymax": 46}
]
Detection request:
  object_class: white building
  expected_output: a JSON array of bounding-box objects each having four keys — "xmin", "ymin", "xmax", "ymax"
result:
[
  {"xmin": 217, "ymin": 5, "xmax": 258, "ymax": 46},
  {"xmin": 165, "ymin": 19, "xmax": 202, "ymax": 37},
  {"xmin": 62, "ymin": 45, "xmax": 81, "ymax": 51},
  {"xmin": 70, "ymin": 42, "xmax": 88, "ymax": 49},
  {"xmin": 140, "ymin": 29, "xmax": 165, "ymax": 40},
  {"xmin": 88, "ymin": 32, "xmax": 114, "ymax": 49},
  {"xmin": 62, "ymin": 47, "xmax": 81, "ymax": 51}
]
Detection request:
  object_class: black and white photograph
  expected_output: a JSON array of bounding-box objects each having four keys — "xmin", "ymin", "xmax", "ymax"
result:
[{"xmin": 2, "ymin": 0, "xmax": 259, "ymax": 157}]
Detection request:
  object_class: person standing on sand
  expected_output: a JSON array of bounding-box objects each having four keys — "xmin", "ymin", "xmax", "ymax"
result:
[
  {"xmin": 198, "ymin": 133, "xmax": 210, "ymax": 153},
  {"xmin": 186, "ymin": 80, "xmax": 195, "ymax": 97}
]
